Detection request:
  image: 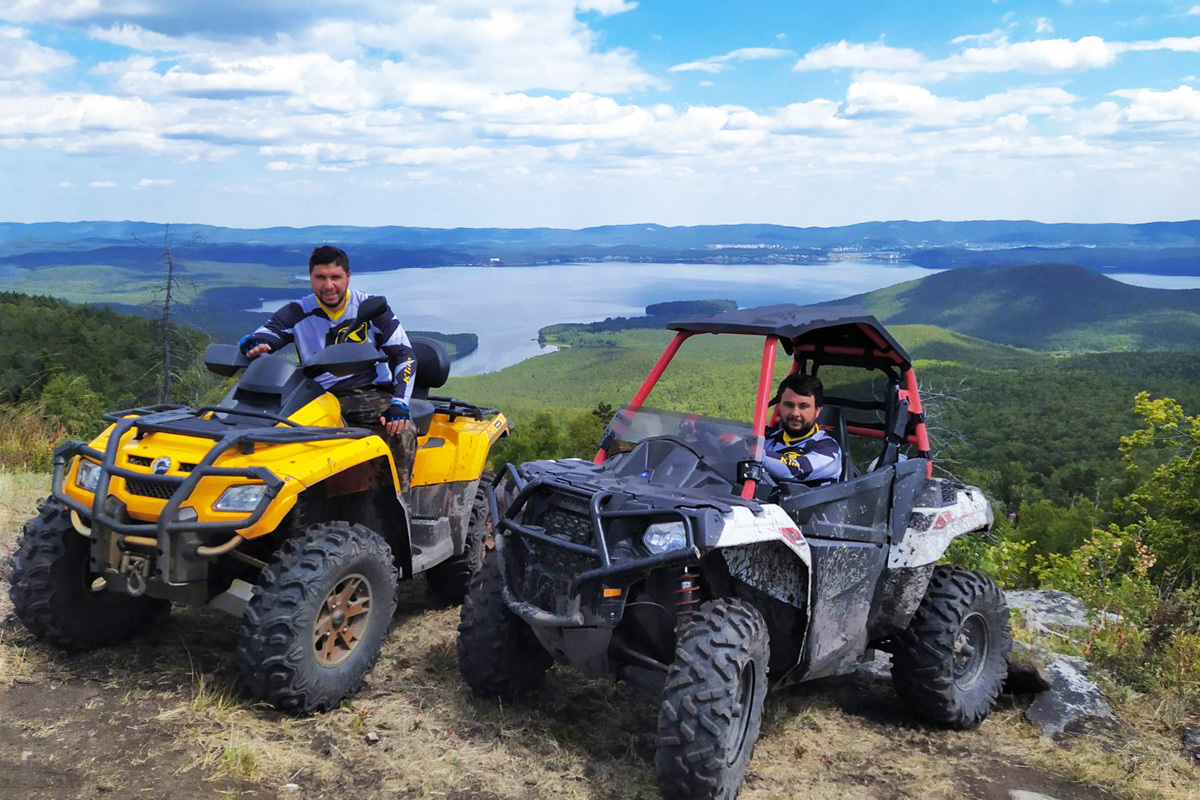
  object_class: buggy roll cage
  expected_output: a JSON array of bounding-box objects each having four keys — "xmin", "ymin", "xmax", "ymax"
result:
[{"xmin": 592, "ymin": 303, "xmax": 933, "ymax": 498}]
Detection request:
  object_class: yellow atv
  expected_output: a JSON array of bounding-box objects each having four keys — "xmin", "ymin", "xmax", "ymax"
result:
[{"xmin": 10, "ymin": 297, "xmax": 508, "ymax": 713}]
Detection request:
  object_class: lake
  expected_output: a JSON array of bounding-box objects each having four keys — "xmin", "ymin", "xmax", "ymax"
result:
[
  {"xmin": 259, "ymin": 260, "xmax": 941, "ymax": 375},
  {"xmin": 255, "ymin": 261, "xmax": 1200, "ymax": 375}
]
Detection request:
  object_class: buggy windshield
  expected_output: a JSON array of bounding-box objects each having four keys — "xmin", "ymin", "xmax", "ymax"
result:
[{"xmin": 602, "ymin": 406, "xmax": 765, "ymax": 485}]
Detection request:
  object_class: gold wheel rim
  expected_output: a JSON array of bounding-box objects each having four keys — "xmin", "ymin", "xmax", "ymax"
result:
[{"xmin": 313, "ymin": 573, "xmax": 372, "ymax": 667}]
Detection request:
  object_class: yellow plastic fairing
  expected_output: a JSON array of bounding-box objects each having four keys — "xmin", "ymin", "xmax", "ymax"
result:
[
  {"xmin": 412, "ymin": 412, "xmax": 508, "ymax": 487},
  {"xmin": 61, "ymin": 394, "xmax": 399, "ymax": 540}
]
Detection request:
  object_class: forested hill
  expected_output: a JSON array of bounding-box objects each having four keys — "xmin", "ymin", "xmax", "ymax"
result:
[
  {"xmin": 847, "ymin": 262, "xmax": 1200, "ymax": 351},
  {"xmin": 0, "ymin": 291, "xmax": 208, "ymax": 406}
]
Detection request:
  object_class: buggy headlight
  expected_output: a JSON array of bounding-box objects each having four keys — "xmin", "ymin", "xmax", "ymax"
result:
[
  {"xmin": 75, "ymin": 459, "xmax": 101, "ymax": 492},
  {"xmin": 214, "ymin": 485, "xmax": 267, "ymax": 512},
  {"xmin": 642, "ymin": 521, "xmax": 687, "ymax": 554}
]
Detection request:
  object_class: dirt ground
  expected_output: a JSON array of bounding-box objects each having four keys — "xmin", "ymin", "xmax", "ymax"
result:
[{"xmin": 1, "ymin": 472, "xmax": 1196, "ymax": 800}]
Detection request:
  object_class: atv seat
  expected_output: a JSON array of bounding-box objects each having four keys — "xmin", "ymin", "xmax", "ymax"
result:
[{"xmin": 408, "ymin": 337, "xmax": 451, "ymax": 436}]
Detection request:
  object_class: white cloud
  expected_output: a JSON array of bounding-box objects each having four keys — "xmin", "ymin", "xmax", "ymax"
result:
[
  {"xmin": 1125, "ymin": 36, "xmax": 1200, "ymax": 54},
  {"xmin": 0, "ymin": 26, "xmax": 74, "ymax": 76},
  {"xmin": 135, "ymin": 178, "xmax": 173, "ymax": 187},
  {"xmin": 0, "ymin": 0, "xmax": 103, "ymax": 23},
  {"xmin": 88, "ymin": 180, "xmax": 115, "ymax": 188},
  {"xmin": 945, "ymin": 36, "xmax": 1116, "ymax": 73},
  {"xmin": 575, "ymin": 0, "xmax": 636, "ymax": 14},
  {"xmin": 794, "ymin": 41, "xmax": 925, "ymax": 73},
  {"xmin": 796, "ymin": 35, "xmax": 1143, "ymax": 81},
  {"xmin": 670, "ymin": 46, "xmax": 791, "ymax": 74},
  {"xmin": 1035, "ymin": 18, "xmax": 1054, "ymax": 34},
  {"xmin": 1189, "ymin": 5, "xmax": 1200, "ymax": 15},
  {"xmin": 844, "ymin": 82, "xmax": 938, "ymax": 117},
  {"xmin": 1112, "ymin": 85, "xmax": 1200, "ymax": 122}
]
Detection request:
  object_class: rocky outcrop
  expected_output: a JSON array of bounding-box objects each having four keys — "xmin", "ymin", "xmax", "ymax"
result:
[{"xmin": 1004, "ymin": 591, "xmax": 1116, "ymax": 738}]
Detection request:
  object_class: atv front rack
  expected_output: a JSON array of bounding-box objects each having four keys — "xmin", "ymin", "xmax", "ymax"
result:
[
  {"xmin": 52, "ymin": 405, "xmax": 373, "ymax": 542},
  {"xmin": 490, "ymin": 474, "xmax": 702, "ymax": 626}
]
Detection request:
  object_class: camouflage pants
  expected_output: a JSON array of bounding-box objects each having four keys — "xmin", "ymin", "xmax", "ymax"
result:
[{"xmin": 334, "ymin": 384, "xmax": 417, "ymax": 494}]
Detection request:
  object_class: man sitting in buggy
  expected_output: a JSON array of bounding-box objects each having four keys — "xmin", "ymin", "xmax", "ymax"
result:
[{"xmin": 762, "ymin": 374, "xmax": 842, "ymax": 486}]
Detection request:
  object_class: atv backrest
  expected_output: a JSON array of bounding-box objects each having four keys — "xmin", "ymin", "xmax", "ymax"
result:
[{"xmin": 410, "ymin": 337, "xmax": 450, "ymax": 399}]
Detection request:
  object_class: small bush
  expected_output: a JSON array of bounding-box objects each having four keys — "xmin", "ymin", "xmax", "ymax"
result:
[{"xmin": 0, "ymin": 404, "xmax": 64, "ymax": 472}]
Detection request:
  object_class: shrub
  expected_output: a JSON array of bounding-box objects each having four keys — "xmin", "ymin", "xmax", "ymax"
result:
[{"xmin": 0, "ymin": 403, "xmax": 64, "ymax": 471}]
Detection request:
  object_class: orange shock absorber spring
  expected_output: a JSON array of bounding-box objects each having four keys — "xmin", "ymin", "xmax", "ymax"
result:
[{"xmin": 676, "ymin": 564, "xmax": 700, "ymax": 619}]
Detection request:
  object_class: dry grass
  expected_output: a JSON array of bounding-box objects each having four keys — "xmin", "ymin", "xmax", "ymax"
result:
[
  {"xmin": 0, "ymin": 468, "xmax": 1197, "ymax": 799},
  {"xmin": 0, "ymin": 406, "xmax": 63, "ymax": 472},
  {"xmin": 0, "ymin": 470, "xmax": 48, "ymax": 688}
]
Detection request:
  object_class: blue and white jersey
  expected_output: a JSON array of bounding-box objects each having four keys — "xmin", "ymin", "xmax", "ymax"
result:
[
  {"xmin": 252, "ymin": 289, "xmax": 416, "ymax": 403},
  {"xmin": 763, "ymin": 424, "xmax": 842, "ymax": 485}
]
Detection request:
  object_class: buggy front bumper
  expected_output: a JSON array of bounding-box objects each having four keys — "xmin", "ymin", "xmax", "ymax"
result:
[{"xmin": 489, "ymin": 472, "xmax": 701, "ymax": 628}]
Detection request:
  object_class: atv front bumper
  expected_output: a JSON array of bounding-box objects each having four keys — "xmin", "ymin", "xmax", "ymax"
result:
[{"xmin": 52, "ymin": 404, "xmax": 372, "ymax": 602}]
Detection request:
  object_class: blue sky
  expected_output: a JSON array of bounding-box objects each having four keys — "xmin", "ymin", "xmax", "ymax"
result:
[{"xmin": 1, "ymin": 0, "xmax": 1199, "ymax": 228}]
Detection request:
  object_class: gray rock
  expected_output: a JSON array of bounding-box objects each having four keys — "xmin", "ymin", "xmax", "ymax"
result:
[
  {"xmin": 1010, "ymin": 792, "xmax": 1063, "ymax": 800},
  {"xmin": 1025, "ymin": 653, "xmax": 1114, "ymax": 737},
  {"xmin": 1005, "ymin": 590, "xmax": 1090, "ymax": 633},
  {"xmin": 853, "ymin": 648, "xmax": 893, "ymax": 682},
  {"xmin": 1006, "ymin": 641, "xmax": 1052, "ymax": 694},
  {"xmin": 1006, "ymin": 589, "xmax": 1120, "ymax": 636},
  {"xmin": 1183, "ymin": 727, "xmax": 1200, "ymax": 763}
]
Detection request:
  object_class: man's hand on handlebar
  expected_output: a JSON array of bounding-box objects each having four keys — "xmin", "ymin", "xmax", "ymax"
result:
[{"xmin": 238, "ymin": 334, "xmax": 272, "ymax": 360}]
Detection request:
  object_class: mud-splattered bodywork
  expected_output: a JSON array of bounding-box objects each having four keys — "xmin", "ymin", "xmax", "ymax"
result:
[{"xmin": 494, "ymin": 448, "xmax": 993, "ymax": 691}]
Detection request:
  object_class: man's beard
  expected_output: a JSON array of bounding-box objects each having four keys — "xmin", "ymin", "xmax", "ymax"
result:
[{"xmin": 782, "ymin": 418, "xmax": 814, "ymax": 437}]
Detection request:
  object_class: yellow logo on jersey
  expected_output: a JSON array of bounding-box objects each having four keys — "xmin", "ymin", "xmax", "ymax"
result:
[
  {"xmin": 780, "ymin": 451, "xmax": 801, "ymax": 468},
  {"xmin": 333, "ymin": 322, "xmax": 370, "ymax": 345}
]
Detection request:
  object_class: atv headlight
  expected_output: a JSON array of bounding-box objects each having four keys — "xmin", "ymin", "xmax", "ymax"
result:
[
  {"xmin": 642, "ymin": 521, "xmax": 687, "ymax": 554},
  {"xmin": 75, "ymin": 459, "xmax": 101, "ymax": 492},
  {"xmin": 214, "ymin": 485, "xmax": 267, "ymax": 512}
]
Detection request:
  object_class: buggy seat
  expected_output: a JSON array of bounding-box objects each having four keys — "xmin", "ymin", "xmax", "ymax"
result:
[{"xmin": 816, "ymin": 405, "xmax": 856, "ymax": 482}]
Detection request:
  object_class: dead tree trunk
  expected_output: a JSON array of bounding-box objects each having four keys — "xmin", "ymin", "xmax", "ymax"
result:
[{"xmin": 160, "ymin": 225, "xmax": 176, "ymax": 404}]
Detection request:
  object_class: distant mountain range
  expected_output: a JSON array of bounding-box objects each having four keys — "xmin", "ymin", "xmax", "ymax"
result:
[
  {"xmin": 4, "ymin": 218, "xmax": 1200, "ymax": 251},
  {"xmin": 4, "ymin": 218, "xmax": 1200, "ymax": 277},
  {"xmin": 527, "ymin": 262, "xmax": 1200, "ymax": 354},
  {"xmin": 848, "ymin": 263, "xmax": 1200, "ymax": 351}
]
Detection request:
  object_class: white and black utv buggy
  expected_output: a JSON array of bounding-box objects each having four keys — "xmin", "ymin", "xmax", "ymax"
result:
[{"xmin": 457, "ymin": 304, "xmax": 1011, "ymax": 800}]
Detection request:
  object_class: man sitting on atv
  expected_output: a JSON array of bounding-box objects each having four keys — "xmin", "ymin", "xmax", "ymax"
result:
[
  {"xmin": 763, "ymin": 374, "xmax": 842, "ymax": 485},
  {"xmin": 238, "ymin": 245, "xmax": 419, "ymax": 490}
]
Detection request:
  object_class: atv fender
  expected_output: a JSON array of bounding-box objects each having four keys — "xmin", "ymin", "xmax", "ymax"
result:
[{"xmin": 888, "ymin": 480, "xmax": 992, "ymax": 570}]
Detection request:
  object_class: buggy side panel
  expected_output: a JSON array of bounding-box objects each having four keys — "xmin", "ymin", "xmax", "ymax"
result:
[
  {"xmin": 866, "ymin": 458, "xmax": 937, "ymax": 637},
  {"xmin": 888, "ymin": 479, "xmax": 992, "ymax": 570},
  {"xmin": 776, "ymin": 467, "xmax": 894, "ymax": 680}
]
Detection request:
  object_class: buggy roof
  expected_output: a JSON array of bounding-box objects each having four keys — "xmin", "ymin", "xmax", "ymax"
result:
[{"xmin": 667, "ymin": 303, "xmax": 912, "ymax": 368}]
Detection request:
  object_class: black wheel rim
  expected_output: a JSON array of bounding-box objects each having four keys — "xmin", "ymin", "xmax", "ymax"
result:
[
  {"xmin": 953, "ymin": 612, "xmax": 990, "ymax": 689},
  {"xmin": 725, "ymin": 660, "xmax": 757, "ymax": 765}
]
